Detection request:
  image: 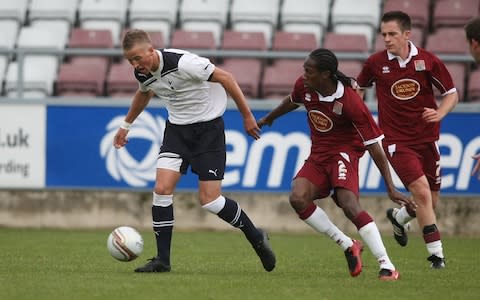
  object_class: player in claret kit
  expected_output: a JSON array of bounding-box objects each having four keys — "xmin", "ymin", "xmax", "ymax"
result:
[
  {"xmin": 465, "ymin": 17, "xmax": 480, "ymax": 179},
  {"xmin": 257, "ymin": 48, "xmax": 415, "ymax": 280},
  {"xmin": 357, "ymin": 11, "xmax": 459, "ymax": 269}
]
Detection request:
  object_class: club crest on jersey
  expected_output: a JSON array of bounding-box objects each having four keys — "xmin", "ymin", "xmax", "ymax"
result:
[
  {"xmin": 333, "ymin": 101, "xmax": 343, "ymax": 115},
  {"xmin": 390, "ymin": 78, "xmax": 420, "ymax": 100},
  {"xmin": 414, "ymin": 60, "xmax": 426, "ymax": 71},
  {"xmin": 308, "ymin": 110, "xmax": 333, "ymax": 132},
  {"xmin": 382, "ymin": 66, "xmax": 390, "ymax": 73}
]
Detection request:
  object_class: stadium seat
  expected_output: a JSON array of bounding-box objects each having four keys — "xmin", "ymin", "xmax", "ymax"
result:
[
  {"xmin": 179, "ymin": 0, "xmax": 230, "ymax": 48},
  {"xmin": 220, "ymin": 30, "xmax": 266, "ymax": 99},
  {"xmin": 28, "ymin": 0, "xmax": 79, "ymax": 25},
  {"xmin": 433, "ymin": 63, "xmax": 466, "ymax": 102},
  {"xmin": 338, "ymin": 60, "xmax": 363, "ymax": 79},
  {"xmin": 425, "ymin": 27, "xmax": 470, "ymax": 55},
  {"xmin": 0, "ymin": 20, "xmax": 20, "ymax": 51},
  {"xmin": 28, "ymin": 20, "xmax": 70, "ymax": 50},
  {"xmin": 222, "ymin": 30, "xmax": 267, "ymax": 51},
  {"xmin": 0, "ymin": 0, "xmax": 29, "ymax": 24},
  {"xmin": 0, "ymin": 56, "xmax": 8, "ymax": 95},
  {"xmin": 280, "ymin": 0, "xmax": 330, "ymax": 46},
  {"xmin": 467, "ymin": 69, "xmax": 480, "ymax": 102},
  {"xmin": 262, "ymin": 59, "xmax": 303, "ymax": 99},
  {"xmin": 331, "ymin": 0, "xmax": 382, "ymax": 48},
  {"xmin": 68, "ymin": 28, "xmax": 114, "ymax": 49},
  {"xmin": 374, "ymin": 27, "xmax": 425, "ymax": 52},
  {"xmin": 170, "ymin": 30, "xmax": 217, "ymax": 50},
  {"xmin": 272, "ymin": 31, "xmax": 318, "ymax": 52},
  {"xmin": 129, "ymin": 0, "xmax": 179, "ymax": 47},
  {"xmin": 106, "ymin": 60, "xmax": 138, "ymax": 97},
  {"xmin": 121, "ymin": 29, "xmax": 165, "ymax": 49},
  {"xmin": 230, "ymin": 0, "xmax": 281, "ymax": 48},
  {"xmin": 5, "ymin": 56, "xmax": 58, "ymax": 97},
  {"xmin": 323, "ymin": 33, "xmax": 369, "ymax": 53},
  {"xmin": 56, "ymin": 57, "xmax": 108, "ymax": 97},
  {"xmin": 383, "ymin": 0, "xmax": 430, "ymax": 29},
  {"xmin": 220, "ymin": 59, "xmax": 262, "ymax": 99},
  {"xmin": 78, "ymin": 0, "xmax": 129, "ymax": 46},
  {"xmin": 433, "ymin": 0, "xmax": 480, "ymax": 28}
]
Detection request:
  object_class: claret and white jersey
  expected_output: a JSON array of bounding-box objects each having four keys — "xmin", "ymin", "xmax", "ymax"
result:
[
  {"xmin": 357, "ymin": 42, "xmax": 456, "ymax": 145},
  {"xmin": 135, "ymin": 48, "xmax": 227, "ymax": 125}
]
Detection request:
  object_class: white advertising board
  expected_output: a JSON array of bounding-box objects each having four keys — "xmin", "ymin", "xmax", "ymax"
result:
[{"xmin": 0, "ymin": 104, "xmax": 46, "ymax": 188}]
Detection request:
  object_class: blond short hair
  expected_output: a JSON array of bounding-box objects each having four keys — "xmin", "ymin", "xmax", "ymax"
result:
[{"xmin": 122, "ymin": 29, "xmax": 152, "ymax": 50}]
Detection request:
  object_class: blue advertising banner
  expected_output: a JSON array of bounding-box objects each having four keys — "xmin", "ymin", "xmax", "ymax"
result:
[{"xmin": 46, "ymin": 106, "xmax": 480, "ymax": 195}]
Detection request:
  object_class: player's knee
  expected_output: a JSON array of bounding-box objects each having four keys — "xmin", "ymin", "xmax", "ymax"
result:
[{"xmin": 289, "ymin": 192, "xmax": 310, "ymax": 213}]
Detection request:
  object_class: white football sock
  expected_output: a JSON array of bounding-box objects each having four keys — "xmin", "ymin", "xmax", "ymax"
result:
[
  {"xmin": 359, "ymin": 222, "xmax": 395, "ymax": 270},
  {"xmin": 426, "ymin": 240, "xmax": 444, "ymax": 258},
  {"xmin": 395, "ymin": 206, "xmax": 415, "ymax": 225},
  {"xmin": 304, "ymin": 206, "xmax": 353, "ymax": 251}
]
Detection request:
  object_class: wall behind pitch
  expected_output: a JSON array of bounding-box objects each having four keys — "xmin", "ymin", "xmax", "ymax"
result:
[{"xmin": 0, "ymin": 103, "xmax": 479, "ymax": 194}]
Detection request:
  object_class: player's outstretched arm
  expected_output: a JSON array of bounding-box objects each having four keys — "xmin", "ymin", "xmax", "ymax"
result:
[
  {"xmin": 210, "ymin": 67, "xmax": 260, "ymax": 139},
  {"xmin": 113, "ymin": 89, "xmax": 154, "ymax": 149},
  {"xmin": 257, "ymin": 96, "xmax": 300, "ymax": 128}
]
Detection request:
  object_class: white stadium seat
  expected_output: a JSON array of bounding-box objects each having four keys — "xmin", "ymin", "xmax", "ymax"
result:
[
  {"xmin": 230, "ymin": 0, "xmax": 281, "ymax": 48},
  {"xmin": 129, "ymin": 0, "xmax": 180, "ymax": 47},
  {"xmin": 0, "ymin": 0, "xmax": 29, "ymax": 24},
  {"xmin": 28, "ymin": 0, "xmax": 79, "ymax": 25}
]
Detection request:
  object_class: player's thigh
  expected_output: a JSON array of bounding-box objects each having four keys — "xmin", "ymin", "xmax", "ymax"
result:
[
  {"xmin": 293, "ymin": 160, "xmax": 331, "ymax": 201},
  {"xmin": 198, "ymin": 180, "xmax": 222, "ymax": 205},
  {"xmin": 384, "ymin": 143, "xmax": 425, "ymax": 188}
]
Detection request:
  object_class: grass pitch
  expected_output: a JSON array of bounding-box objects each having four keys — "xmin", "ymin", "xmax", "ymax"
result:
[{"xmin": 0, "ymin": 228, "xmax": 478, "ymax": 300}]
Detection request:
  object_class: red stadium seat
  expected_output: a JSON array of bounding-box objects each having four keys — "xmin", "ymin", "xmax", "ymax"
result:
[
  {"xmin": 272, "ymin": 31, "xmax": 318, "ymax": 52},
  {"xmin": 106, "ymin": 61, "xmax": 138, "ymax": 97},
  {"xmin": 383, "ymin": 0, "xmax": 430, "ymax": 29},
  {"xmin": 425, "ymin": 27, "xmax": 470, "ymax": 55},
  {"xmin": 222, "ymin": 30, "xmax": 267, "ymax": 51},
  {"xmin": 467, "ymin": 69, "xmax": 480, "ymax": 102},
  {"xmin": 69, "ymin": 28, "xmax": 114, "ymax": 48},
  {"xmin": 262, "ymin": 59, "xmax": 303, "ymax": 99},
  {"xmin": 220, "ymin": 59, "xmax": 262, "ymax": 99},
  {"xmin": 56, "ymin": 57, "xmax": 108, "ymax": 96},
  {"xmin": 324, "ymin": 32, "xmax": 369, "ymax": 53},
  {"xmin": 433, "ymin": 0, "xmax": 480, "ymax": 28},
  {"xmin": 170, "ymin": 30, "xmax": 216, "ymax": 49}
]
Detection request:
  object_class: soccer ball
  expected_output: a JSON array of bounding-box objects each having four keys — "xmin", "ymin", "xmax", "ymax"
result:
[{"xmin": 107, "ymin": 226, "xmax": 144, "ymax": 262}]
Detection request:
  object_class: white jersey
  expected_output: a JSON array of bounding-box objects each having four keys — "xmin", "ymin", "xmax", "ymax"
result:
[{"xmin": 135, "ymin": 49, "xmax": 227, "ymax": 125}]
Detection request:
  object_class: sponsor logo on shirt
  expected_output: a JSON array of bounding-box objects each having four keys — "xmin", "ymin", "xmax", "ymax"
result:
[
  {"xmin": 308, "ymin": 110, "xmax": 333, "ymax": 132},
  {"xmin": 390, "ymin": 78, "xmax": 420, "ymax": 100}
]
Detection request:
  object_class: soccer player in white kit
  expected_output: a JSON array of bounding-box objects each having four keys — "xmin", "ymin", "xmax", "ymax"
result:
[{"xmin": 114, "ymin": 29, "xmax": 275, "ymax": 273}]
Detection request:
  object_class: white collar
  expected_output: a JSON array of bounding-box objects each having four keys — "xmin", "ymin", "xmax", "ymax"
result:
[
  {"xmin": 150, "ymin": 50, "xmax": 163, "ymax": 75},
  {"xmin": 317, "ymin": 81, "xmax": 344, "ymax": 102},
  {"xmin": 387, "ymin": 41, "xmax": 418, "ymax": 67}
]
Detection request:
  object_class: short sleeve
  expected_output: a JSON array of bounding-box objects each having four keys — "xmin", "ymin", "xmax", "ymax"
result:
[
  {"xmin": 179, "ymin": 53, "xmax": 215, "ymax": 81},
  {"xmin": 290, "ymin": 76, "xmax": 305, "ymax": 104}
]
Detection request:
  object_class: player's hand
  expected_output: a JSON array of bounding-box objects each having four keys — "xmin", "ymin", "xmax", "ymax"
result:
[
  {"xmin": 257, "ymin": 116, "xmax": 273, "ymax": 128},
  {"xmin": 244, "ymin": 115, "xmax": 261, "ymax": 140},
  {"xmin": 422, "ymin": 107, "xmax": 442, "ymax": 123},
  {"xmin": 388, "ymin": 190, "xmax": 417, "ymax": 212},
  {"xmin": 113, "ymin": 128, "xmax": 129, "ymax": 149},
  {"xmin": 472, "ymin": 153, "xmax": 480, "ymax": 179}
]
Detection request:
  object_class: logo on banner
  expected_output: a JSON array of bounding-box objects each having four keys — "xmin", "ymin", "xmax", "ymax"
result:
[{"xmin": 100, "ymin": 111, "xmax": 166, "ymax": 187}]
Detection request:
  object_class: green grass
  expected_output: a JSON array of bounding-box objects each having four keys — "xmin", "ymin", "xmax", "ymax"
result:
[{"xmin": 0, "ymin": 228, "xmax": 478, "ymax": 300}]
